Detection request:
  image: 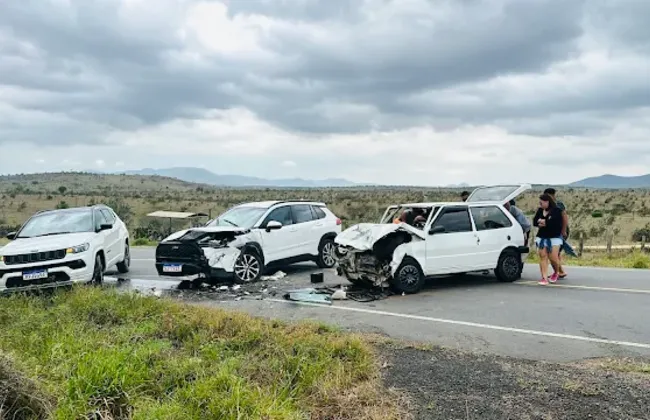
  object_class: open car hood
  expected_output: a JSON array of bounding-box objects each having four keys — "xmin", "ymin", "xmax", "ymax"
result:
[
  {"xmin": 334, "ymin": 223, "xmax": 427, "ymax": 251},
  {"xmin": 162, "ymin": 226, "xmax": 250, "ymax": 242}
]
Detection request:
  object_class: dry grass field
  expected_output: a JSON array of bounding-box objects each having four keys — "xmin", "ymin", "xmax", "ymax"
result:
[{"xmin": 1, "ymin": 172, "xmax": 650, "ymax": 249}]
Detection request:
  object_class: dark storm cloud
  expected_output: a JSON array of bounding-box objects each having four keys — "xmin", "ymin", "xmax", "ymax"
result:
[{"xmin": 0, "ymin": 0, "xmax": 647, "ymax": 146}]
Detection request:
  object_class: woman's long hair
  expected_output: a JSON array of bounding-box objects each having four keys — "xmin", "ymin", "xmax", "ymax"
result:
[{"xmin": 539, "ymin": 193, "xmax": 556, "ymax": 208}]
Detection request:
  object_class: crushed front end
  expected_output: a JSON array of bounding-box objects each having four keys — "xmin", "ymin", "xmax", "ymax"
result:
[
  {"xmin": 334, "ymin": 224, "xmax": 419, "ymax": 288},
  {"xmin": 335, "ymin": 246, "xmax": 392, "ymax": 288},
  {"xmin": 155, "ymin": 229, "xmax": 252, "ymax": 281}
]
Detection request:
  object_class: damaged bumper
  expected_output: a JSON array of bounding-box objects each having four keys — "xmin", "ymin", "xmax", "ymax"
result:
[{"xmin": 155, "ymin": 241, "xmax": 241, "ymax": 281}]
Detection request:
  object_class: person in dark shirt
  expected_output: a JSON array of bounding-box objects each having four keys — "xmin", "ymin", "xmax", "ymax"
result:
[
  {"xmin": 533, "ymin": 193, "xmax": 563, "ymax": 285},
  {"xmin": 544, "ymin": 187, "xmax": 568, "ymax": 278},
  {"xmin": 461, "ymin": 191, "xmax": 470, "ymax": 201}
]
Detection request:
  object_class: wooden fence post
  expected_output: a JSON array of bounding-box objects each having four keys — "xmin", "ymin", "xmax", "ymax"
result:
[
  {"xmin": 606, "ymin": 231, "xmax": 613, "ymax": 256},
  {"xmin": 578, "ymin": 232, "xmax": 584, "ymax": 257}
]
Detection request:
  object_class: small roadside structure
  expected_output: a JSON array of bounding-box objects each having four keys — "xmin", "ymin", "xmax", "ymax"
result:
[{"xmin": 146, "ymin": 211, "xmax": 209, "ymax": 235}]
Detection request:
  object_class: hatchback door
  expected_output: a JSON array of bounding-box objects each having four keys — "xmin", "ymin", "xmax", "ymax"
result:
[{"xmin": 466, "ymin": 184, "xmax": 531, "ymax": 204}]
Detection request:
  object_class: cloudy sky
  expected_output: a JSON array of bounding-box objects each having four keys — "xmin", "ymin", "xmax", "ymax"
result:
[{"xmin": 1, "ymin": 0, "xmax": 648, "ymax": 186}]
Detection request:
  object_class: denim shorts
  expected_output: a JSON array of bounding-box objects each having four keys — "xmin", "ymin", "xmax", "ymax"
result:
[{"xmin": 535, "ymin": 237, "xmax": 563, "ymax": 252}]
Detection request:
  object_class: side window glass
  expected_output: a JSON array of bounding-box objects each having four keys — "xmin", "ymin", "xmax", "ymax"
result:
[
  {"xmin": 100, "ymin": 209, "xmax": 115, "ymax": 224},
  {"xmin": 94, "ymin": 210, "xmax": 108, "ymax": 231},
  {"xmin": 470, "ymin": 206, "xmax": 513, "ymax": 231},
  {"xmin": 263, "ymin": 206, "xmax": 293, "ymax": 226},
  {"xmin": 311, "ymin": 206, "xmax": 326, "ymax": 219},
  {"xmin": 433, "ymin": 208, "xmax": 472, "ymax": 233},
  {"xmin": 292, "ymin": 205, "xmax": 315, "ymax": 224}
]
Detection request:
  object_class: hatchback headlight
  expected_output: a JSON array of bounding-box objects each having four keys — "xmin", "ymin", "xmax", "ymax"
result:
[{"xmin": 66, "ymin": 243, "xmax": 90, "ymax": 254}]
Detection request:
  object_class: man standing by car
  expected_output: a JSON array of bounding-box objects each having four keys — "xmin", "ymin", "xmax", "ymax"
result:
[
  {"xmin": 461, "ymin": 191, "xmax": 470, "ymax": 201},
  {"xmin": 505, "ymin": 200, "xmax": 531, "ymax": 244},
  {"xmin": 544, "ymin": 188, "xmax": 568, "ymax": 278}
]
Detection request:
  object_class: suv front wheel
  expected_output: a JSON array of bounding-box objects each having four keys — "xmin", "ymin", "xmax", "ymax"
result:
[{"xmin": 233, "ymin": 250, "xmax": 263, "ymax": 284}]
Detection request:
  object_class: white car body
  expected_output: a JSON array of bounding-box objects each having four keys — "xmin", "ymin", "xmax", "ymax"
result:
[
  {"xmin": 155, "ymin": 200, "xmax": 343, "ymax": 283},
  {"xmin": 0, "ymin": 205, "xmax": 131, "ymax": 293},
  {"xmin": 335, "ymin": 184, "xmax": 532, "ymax": 293}
]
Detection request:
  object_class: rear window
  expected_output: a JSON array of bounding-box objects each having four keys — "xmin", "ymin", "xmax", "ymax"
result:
[{"xmin": 311, "ymin": 206, "xmax": 327, "ymax": 219}]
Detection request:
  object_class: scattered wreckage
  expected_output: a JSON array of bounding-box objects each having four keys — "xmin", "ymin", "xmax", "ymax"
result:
[{"xmin": 334, "ymin": 184, "xmax": 532, "ymax": 294}]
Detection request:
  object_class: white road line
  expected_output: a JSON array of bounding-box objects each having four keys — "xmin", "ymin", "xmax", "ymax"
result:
[
  {"xmin": 266, "ymin": 298, "xmax": 650, "ymax": 350},
  {"xmin": 131, "ymin": 259, "xmax": 155, "ymax": 262},
  {"xmin": 516, "ymin": 281, "xmax": 650, "ymax": 294}
]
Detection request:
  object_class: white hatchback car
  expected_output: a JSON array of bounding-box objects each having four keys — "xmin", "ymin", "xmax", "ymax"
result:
[
  {"xmin": 0, "ymin": 205, "xmax": 131, "ymax": 293},
  {"xmin": 334, "ymin": 184, "xmax": 532, "ymax": 294},
  {"xmin": 155, "ymin": 200, "xmax": 342, "ymax": 283}
]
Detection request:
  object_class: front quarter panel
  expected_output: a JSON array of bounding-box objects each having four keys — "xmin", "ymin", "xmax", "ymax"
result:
[{"xmin": 389, "ymin": 241, "xmax": 426, "ymax": 276}]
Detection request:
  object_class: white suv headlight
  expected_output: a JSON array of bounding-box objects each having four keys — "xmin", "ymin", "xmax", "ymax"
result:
[{"xmin": 66, "ymin": 243, "xmax": 90, "ymax": 254}]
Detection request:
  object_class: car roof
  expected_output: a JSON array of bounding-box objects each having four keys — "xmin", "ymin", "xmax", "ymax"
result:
[
  {"xmin": 398, "ymin": 201, "xmax": 506, "ymax": 207},
  {"xmin": 35, "ymin": 204, "xmax": 111, "ymax": 216},
  {"xmin": 237, "ymin": 200, "xmax": 327, "ymax": 208}
]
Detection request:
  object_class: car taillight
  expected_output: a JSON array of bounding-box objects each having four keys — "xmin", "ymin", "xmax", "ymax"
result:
[{"xmin": 336, "ymin": 218, "xmax": 342, "ymax": 225}]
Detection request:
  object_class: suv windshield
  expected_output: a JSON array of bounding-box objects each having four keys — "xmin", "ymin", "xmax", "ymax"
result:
[
  {"xmin": 17, "ymin": 209, "xmax": 94, "ymax": 238},
  {"xmin": 207, "ymin": 206, "xmax": 268, "ymax": 229}
]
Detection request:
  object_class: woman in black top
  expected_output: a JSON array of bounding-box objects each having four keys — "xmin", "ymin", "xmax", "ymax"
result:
[{"xmin": 532, "ymin": 194, "xmax": 563, "ymax": 285}]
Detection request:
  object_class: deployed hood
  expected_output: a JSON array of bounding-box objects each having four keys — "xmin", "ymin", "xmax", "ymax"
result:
[
  {"xmin": 0, "ymin": 232, "xmax": 96, "ymax": 255},
  {"xmin": 334, "ymin": 223, "xmax": 426, "ymax": 251},
  {"xmin": 162, "ymin": 226, "xmax": 250, "ymax": 242}
]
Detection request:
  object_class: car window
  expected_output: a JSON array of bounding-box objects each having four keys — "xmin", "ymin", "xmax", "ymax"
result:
[
  {"xmin": 291, "ymin": 204, "xmax": 315, "ymax": 224},
  {"xmin": 94, "ymin": 209, "xmax": 108, "ymax": 231},
  {"xmin": 262, "ymin": 206, "xmax": 293, "ymax": 226},
  {"xmin": 470, "ymin": 206, "xmax": 512, "ymax": 231},
  {"xmin": 100, "ymin": 209, "xmax": 116, "ymax": 224},
  {"xmin": 433, "ymin": 207, "xmax": 473, "ymax": 233},
  {"xmin": 311, "ymin": 205, "xmax": 326, "ymax": 219}
]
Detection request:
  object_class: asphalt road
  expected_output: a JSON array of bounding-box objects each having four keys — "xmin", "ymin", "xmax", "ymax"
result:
[{"xmin": 106, "ymin": 247, "xmax": 650, "ymax": 362}]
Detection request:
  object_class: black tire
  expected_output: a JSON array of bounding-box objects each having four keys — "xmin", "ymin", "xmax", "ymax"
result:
[
  {"xmin": 391, "ymin": 257, "xmax": 425, "ymax": 294},
  {"xmin": 233, "ymin": 250, "xmax": 264, "ymax": 284},
  {"xmin": 494, "ymin": 249, "xmax": 522, "ymax": 282},
  {"xmin": 316, "ymin": 237, "xmax": 337, "ymax": 268},
  {"xmin": 91, "ymin": 254, "xmax": 104, "ymax": 285},
  {"xmin": 116, "ymin": 242, "xmax": 130, "ymax": 274}
]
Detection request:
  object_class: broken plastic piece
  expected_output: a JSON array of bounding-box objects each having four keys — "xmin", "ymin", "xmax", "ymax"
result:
[
  {"xmin": 261, "ymin": 270, "xmax": 287, "ymax": 281},
  {"xmin": 283, "ymin": 288, "xmax": 332, "ymax": 304},
  {"xmin": 331, "ymin": 289, "xmax": 347, "ymax": 300}
]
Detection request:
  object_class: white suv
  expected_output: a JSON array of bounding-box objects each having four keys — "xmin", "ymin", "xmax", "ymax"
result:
[
  {"xmin": 155, "ymin": 200, "xmax": 342, "ymax": 283},
  {"xmin": 0, "ymin": 205, "xmax": 131, "ymax": 293},
  {"xmin": 334, "ymin": 184, "xmax": 531, "ymax": 294}
]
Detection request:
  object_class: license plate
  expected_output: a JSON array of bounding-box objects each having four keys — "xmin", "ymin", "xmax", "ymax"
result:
[
  {"xmin": 22, "ymin": 269, "xmax": 48, "ymax": 281},
  {"xmin": 163, "ymin": 264, "xmax": 182, "ymax": 273}
]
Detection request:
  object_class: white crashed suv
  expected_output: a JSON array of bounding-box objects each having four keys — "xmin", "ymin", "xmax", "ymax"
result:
[
  {"xmin": 155, "ymin": 200, "xmax": 342, "ymax": 283},
  {"xmin": 334, "ymin": 184, "xmax": 531, "ymax": 294},
  {"xmin": 0, "ymin": 205, "xmax": 131, "ymax": 293}
]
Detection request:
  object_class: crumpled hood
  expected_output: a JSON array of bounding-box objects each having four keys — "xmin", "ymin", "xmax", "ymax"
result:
[
  {"xmin": 334, "ymin": 223, "xmax": 426, "ymax": 251},
  {"xmin": 0, "ymin": 232, "xmax": 96, "ymax": 255},
  {"xmin": 162, "ymin": 226, "xmax": 250, "ymax": 242}
]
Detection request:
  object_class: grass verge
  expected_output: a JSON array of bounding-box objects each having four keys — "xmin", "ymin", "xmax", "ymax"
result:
[
  {"xmin": 0, "ymin": 287, "xmax": 406, "ymax": 419},
  {"xmin": 527, "ymin": 249, "xmax": 650, "ymax": 269}
]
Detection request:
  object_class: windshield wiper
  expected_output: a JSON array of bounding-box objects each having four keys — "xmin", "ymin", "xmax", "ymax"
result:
[
  {"xmin": 32, "ymin": 232, "xmax": 75, "ymax": 238},
  {"xmin": 220, "ymin": 218, "xmax": 238, "ymax": 227}
]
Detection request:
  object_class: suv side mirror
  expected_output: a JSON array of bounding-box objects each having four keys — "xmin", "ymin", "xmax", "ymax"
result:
[
  {"xmin": 6, "ymin": 232, "xmax": 17, "ymax": 240},
  {"xmin": 428, "ymin": 225, "xmax": 445, "ymax": 235},
  {"xmin": 265, "ymin": 220, "xmax": 282, "ymax": 232},
  {"xmin": 98, "ymin": 224, "xmax": 113, "ymax": 232}
]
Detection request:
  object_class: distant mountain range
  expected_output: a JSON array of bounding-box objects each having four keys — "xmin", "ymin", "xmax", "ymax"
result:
[
  {"xmin": 569, "ymin": 174, "xmax": 650, "ymax": 189},
  {"xmin": 108, "ymin": 167, "xmax": 365, "ymax": 188}
]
